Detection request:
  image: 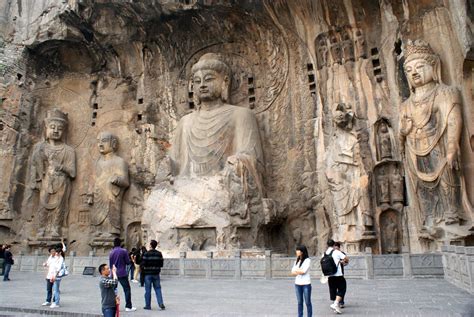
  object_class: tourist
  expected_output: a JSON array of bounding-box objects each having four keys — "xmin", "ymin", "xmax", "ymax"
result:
[
  {"xmin": 49, "ymin": 247, "xmax": 65, "ymax": 308},
  {"xmin": 131, "ymin": 247, "xmax": 141, "ymax": 283},
  {"xmin": 333, "ymin": 242, "xmax": 349, "ymax": 308},
  {"xmin": 141, "ymin": 240, "xmax": 165, "ymax": 310},
  {"xmin": 139, "ymin": 246, "xmax": 147, "ymax": 287},
  {"xmin": 98, "ymin": 264, "xmax": 119, "ymax": 317},
  {"xmin": 3, "ymin": 245, "xmax": 13, "ymax": 281},
  {"xmin": 109, "ymin": 237, "xmax": 136, "ymax": 312},
  {"xmin": 0, "ymin": 244, "xmax": 5, "ymax": 276},
  {"xmin": 128, "ymin": 248, "xmax": 136, "ymax": 281},
  {"xmin": 42, "ymin": 247, "xmax": 57, "ymax": 306},
  {"xmin": 291, "ymin": 245, "xmax": 312, "ymax": 317},
  {"xmin": 325, "ymin": 239, "xmax": 348, "ymax": 314}
]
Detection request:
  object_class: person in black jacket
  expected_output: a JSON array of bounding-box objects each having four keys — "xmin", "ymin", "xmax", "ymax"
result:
[
  {"xmin": 141, "ymin": 240, "xmax": 165, "ymax": 311},
  {"xmin": 3, "ymin": 245, "xmax": 14, "ymax": 281}
]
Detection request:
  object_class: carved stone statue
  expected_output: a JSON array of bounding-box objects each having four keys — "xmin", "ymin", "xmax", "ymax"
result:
[
  {"xmin": 329, "ymin": 30, "xmax": 342, "ymax": 65},
  {"xmin": 325, "ymin": 103, "xmax": 373, "ymax": 240},
  {"xmin": 399, "ymin": 40, "xmax": 463, "ymax": 230},
  {"xmin": 383, "ymin": 217, "xmax": 399, "ymax": 254},
  {"xmin": 143, "ymin": 53, "xmax": 267, "ymax": 250},
  {"xmin": 377, "ymin": 122, "xmax": 392, "ymax": 160},
  {"xmin": 376, "ymin": 167, "xmax": 390, "ymax": 210},
  {"xmin": 316, "ymin": 33, "xmax": 329, "ymax": 69},
  {"xmin": 89, "ymin": 132, "xmax": 129, "ymax": 238},
  {"xmin": 30, "ymin": 109, "xmax": 76, "ymax": 237}
]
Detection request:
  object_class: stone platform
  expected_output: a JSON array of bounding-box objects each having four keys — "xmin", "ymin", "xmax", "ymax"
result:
[{"xmin": 0, "ymin": 272, "xmax": 473, "ymax": 316}]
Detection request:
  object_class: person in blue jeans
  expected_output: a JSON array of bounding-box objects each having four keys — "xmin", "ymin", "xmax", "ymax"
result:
[
  {"xmin": 291, "ymin": 245, "xmax": 312, "ymax": 317},
  {"xmin": 3, "ymin": 245, "xmax": 13, "ymax": 281},
  {"xmin": 98, "ymin": 263, "xmax": 118, "ymax": 317},
  {"xmin": 141, "ymin": 240, "xmax": 165, "ymax": 310},
  {"xmin": 109, "ymin": 238, "xmax": 136, "ymax": 312}
]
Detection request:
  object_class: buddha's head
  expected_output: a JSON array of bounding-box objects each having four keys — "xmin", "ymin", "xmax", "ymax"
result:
[
  {"xmin": 44, "ymin": 108, "xmax": 68, "ymax": 142},
  {"xmin": 191, "ymin": 53, "xmax": 231, "ymax": 104},
  {"xmin": 97, "ymin": 131, "xmax": 118, "ymax": 155},
  {"xmin": 332, "ymin": 102, "xmax": 354, "ymax": 130},
  {"xmin": 403, "ymin": 39, "xmax": 442, "ymax": 91}
]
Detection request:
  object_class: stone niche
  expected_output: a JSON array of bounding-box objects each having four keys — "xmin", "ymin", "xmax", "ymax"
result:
[{"xmin": 0, "ymin": 0, "xmax": 473, "ymax": 256}]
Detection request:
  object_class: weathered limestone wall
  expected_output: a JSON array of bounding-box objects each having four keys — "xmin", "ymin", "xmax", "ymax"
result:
[{"xmin": 0, "ymin": 0, "xmax": 472, "ymax": 256}]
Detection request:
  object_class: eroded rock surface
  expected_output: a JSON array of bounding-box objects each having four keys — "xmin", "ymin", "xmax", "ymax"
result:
[{"xmin": 0, "ymin": 0, "xmax": 473, "ymax": 255}]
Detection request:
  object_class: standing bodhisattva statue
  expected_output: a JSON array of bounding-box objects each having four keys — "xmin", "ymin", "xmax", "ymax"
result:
[
  {"xmin": 399, "ymin": 40, "xmax": 463, "ymax": 233},
  {"xmin": 89, "ymin": 132, "xmax": 129, "ymax": 238},
  {"xmin": 31, "ymin": 109, "xmax": 76, "ymax": 237}
]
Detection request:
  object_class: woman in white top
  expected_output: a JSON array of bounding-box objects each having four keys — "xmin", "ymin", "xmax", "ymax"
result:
[
  {"xmin": 50, "ymin": 247, "xmax": 65, "ymax": 308},
  {"xmin": 291, "ymin": 245, "xmax": 312, "ymax": 317}
]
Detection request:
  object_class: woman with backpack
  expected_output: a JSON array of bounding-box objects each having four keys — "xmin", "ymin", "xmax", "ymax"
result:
[{"xmin": 291, "ymin": 245, "xmax": 312, "ymax": 317}]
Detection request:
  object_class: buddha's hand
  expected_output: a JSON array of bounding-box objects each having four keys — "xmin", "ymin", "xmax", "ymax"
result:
[
  {"xmin": 400, "ymin": 116, "xmax": 413, "ymax": 136},
  {"xmin": 447, "ymin": 147, "xmax": 459, "ymax": 170},
  {"xmin": 227, "ymin": 154, "xmax": 240, "ymax": 166},
  {"xmin": 110, "ymin": 175, "xmax": 122, "ymax": 186}
]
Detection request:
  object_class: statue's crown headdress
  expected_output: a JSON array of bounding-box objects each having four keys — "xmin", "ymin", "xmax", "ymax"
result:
[
  {"xmin": 404, "ymin": 39, "xmax": 436, "ymax": 60},
  {"xmin": 45, "ymin": 108, "xmax": 68, "ymax": 123}
]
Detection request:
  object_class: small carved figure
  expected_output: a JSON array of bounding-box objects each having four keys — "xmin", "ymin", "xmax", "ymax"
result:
[
  {"xmin": 340, "ymin": 27, "xmax": 355, "ymax": 63},
  {"xmin": 328, "ymin": 30, "xmax": 342, "ymax": 65},
  {"xmin": 315, "ymin": 33, "xmax": 329, "ymax": 69},
  {"xmin": 378, "ymin": 122, "xmax": 392, "ymax": 160},
  {"xmin": 89, "ymin": 132, "xmax": 129, "ymax": 238},
  {"xmin": 353, "ymin": 28, "xmax": 367, "ymax": 59},
  {"xmin": 384, "ymin": 218, "xmax": 399, "ymax": 254},
  {"xmin": 391, "ymin": 168, "xmax": 405, "ymax": 205},
  {"xmin": 400, "ymin": 40, "xmax": 463, "ymax": 228},
  {"xmin": 30, "ymin": 109, "xmax": 76, "ymax": 237},
  {"xmin": 376, "ymin": 167, "xmax": 390, "ymax": 210}
]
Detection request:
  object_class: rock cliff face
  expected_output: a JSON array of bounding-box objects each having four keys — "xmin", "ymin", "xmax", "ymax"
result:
[{"xmin": 0, "ymin": 0, "xmax": 473, "ymax": 255}]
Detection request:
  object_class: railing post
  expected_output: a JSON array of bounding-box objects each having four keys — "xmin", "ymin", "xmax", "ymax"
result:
[
  {"xmin": 179, "ymin": 251, "xmax": 186, "ymax": 278},
  {"xmin": 33, "ymin": 250, "xmax": 40, "ymax": 272},
  {"xmin": 70, "ymin": 251, "xmax": 76, "ymax": 274},
  {"xmin": 234, "ymin": 250, "xmax": 241, "ymax": 280},
  {"xmin": 402, "ymin": 246, "xmax": 412, "ymax": 278},
  {"xmin": 265, "ymin": 250, "xmax": 272, "ymax": 280},
  {"xmin": 465, "ymin": 247, "xmax": 474, "ymax": 294},
  {"xmin": 18, "ymin": 251, "xmax": 24, "ymax": 272},
  {"xmin": 364, "ymin": 247, "xmax": 374, "ymax": 279},
  {"xmin": 206, "ymin": 251, "xmax": 213, "ymax": 279}
]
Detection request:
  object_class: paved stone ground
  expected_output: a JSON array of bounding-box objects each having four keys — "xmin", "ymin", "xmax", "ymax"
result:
[{"xmin": 0, "ymin": 273, "xmax": 473, "ymax": 316}]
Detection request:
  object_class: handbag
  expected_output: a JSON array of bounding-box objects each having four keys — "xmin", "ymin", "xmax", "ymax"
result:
[
  {"xmin": 320, "ymin": 275, "xmax": 328, "ymax": 284},
  {"xmin": 58, "ymin": 262, "xmax": 69, "ymax": 277}
]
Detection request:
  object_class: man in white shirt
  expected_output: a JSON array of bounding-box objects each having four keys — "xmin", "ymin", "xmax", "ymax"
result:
[{"xmin": 324, "ymin": 239, "xmax": 348, "ymax": 314}]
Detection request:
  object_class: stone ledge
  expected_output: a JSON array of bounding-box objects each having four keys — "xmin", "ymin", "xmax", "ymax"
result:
[{"xmin": 0, "ymin": 306, "xmax": 101, "ymax": 317}]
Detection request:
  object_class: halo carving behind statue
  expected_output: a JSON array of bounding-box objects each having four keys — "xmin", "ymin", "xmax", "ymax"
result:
[{"xmin": 176, "ymin": 35, "xmax": 288, "ymax": 117}]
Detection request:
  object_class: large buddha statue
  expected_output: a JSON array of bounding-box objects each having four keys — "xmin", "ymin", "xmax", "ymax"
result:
[
  {"xmin": 143, "ymin": 53, "xmax": 266, "ymax": 251},
  {"xmin": 399, "ymin": 40, "xmax": 464, "ymax": 237}
]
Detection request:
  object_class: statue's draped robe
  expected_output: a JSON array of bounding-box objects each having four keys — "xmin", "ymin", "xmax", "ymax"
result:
[
  {"xmin": 90, "ymin": 155, "xmax": 129, "ymax": 235},
  {"xmin": 170, "ymin": 104, "xmax": 264, "ymax": 180},
  {"xmin": 31, "ymin": 142, "xmax": 76, "ymax": 235},
  {"xmin": 400, "ymin": 85, "xmax": 462, "ymax": 224},
  {"xmin": 326, "ymin": 131, "xmax": 361, "ymax": 226}
]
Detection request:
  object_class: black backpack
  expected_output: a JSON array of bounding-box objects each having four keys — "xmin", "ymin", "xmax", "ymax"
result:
[{"xmin": 320, "ymin": 250, "xmax": 338, "ymax": 276}]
